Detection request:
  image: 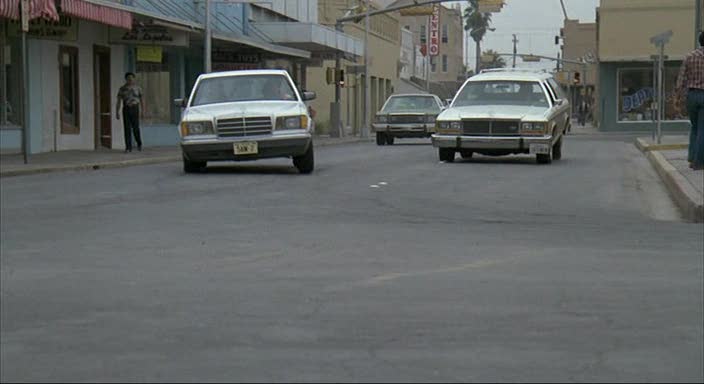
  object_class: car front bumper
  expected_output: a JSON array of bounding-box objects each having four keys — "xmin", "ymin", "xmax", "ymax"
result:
[
  {"xmin": 372, "ymin": 123, "xmax": 435, "ymax": 137},
  {"xmin": 431, "ymin": 134, "xmax": 554, "ymax": 151},
  {"xmin": 181, "ymin": 133, "xmax": 312, "ymax": 162}
]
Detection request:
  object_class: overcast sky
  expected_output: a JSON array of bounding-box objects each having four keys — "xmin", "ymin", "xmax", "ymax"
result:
[{"xmin": 449, "ymin": 0, "xmax": 600, "ymax": 71}]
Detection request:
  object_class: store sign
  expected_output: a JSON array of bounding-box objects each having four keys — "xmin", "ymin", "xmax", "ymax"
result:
[
  {"xmin": 7, "ymin": 15, "xmax": 78, "ymax": 41},
  {"xmin": 212, "ymin": 50, "xmax": 261, "ymax": 64},
  {"xmin": 137, "ymin": 46, "xmax": 163, "ymax": 63},
  {"xmin": 428, "ymin": 4, "xmax": 440, "ymax": 57},
  {"xmin": 109, "ymin": 24, "xmax": 189, "ymax": 47}
]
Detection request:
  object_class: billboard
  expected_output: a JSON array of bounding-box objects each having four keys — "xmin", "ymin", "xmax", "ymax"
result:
[{"xmin": 429, "ymin": 4, "xmax": 440, "ymax": 57}]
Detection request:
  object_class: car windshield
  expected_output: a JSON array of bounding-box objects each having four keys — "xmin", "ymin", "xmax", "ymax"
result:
[
  {"xmin": 453, "ymin": 81, "xmax": 549, "ymax": 108},
  {"xmin": 382, "ymin": 96, "xmax": 440, "ymax": 113},
  {"xmin": 191, "ymin": 74, "xmax": 297, "ymax": 106}
]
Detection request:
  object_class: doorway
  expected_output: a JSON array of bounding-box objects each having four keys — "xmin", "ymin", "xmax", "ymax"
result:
[{"xmin": 93, "ymin": 45, "xmax": 111, "ymax": 149}]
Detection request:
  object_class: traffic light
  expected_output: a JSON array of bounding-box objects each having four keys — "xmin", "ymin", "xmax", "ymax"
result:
[
  {"xmin": 337, "ymin": 69, "xmax": 345, "ymax": 87},
  {"xmin": 326, "ymin": 68, "xmax": 345, "ymax": 86},
  {"xmin": 573, "ymin": 72, "xmax": 581, "ymax": 84},
  {"xmin": 326, "ymin": 67, "xmax": 334, "ymax": 85}
]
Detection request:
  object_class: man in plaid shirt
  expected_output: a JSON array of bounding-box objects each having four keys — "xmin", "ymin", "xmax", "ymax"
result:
[{"xmin": 676, "ymin": 32, "xmax": 704, "ymax": 170}]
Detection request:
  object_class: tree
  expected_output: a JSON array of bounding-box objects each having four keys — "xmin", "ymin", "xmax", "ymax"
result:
[
  {"xmin": 464, "ymin": 0, "xmax": 492, "ymax": 74},
  {"xmin": 481, "ymin": 49, "xmax": 506, "ymax": 70}
]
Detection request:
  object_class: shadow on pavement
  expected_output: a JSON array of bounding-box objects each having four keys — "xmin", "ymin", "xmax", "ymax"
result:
[{"xmin": 193, "ymin": 164, "xmax": 301, "ymax": 175}]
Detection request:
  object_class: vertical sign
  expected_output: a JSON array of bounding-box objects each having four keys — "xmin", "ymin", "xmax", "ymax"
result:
[
  {"xmin": 429, "ymin": 4, "xmax": 440, "ymax": 56},
  {"xmin": 20, "ymin": 0, "xmax": 30, "ymax": 32}
]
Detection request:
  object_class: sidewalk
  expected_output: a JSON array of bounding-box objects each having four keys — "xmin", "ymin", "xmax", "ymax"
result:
[
  {"xmin": 0, "ymin": 135, "xmax": 372, "ymax": 178},
  {"xmin": 636, "ymin": 136, "xmax": 704, "ymax": 222}
]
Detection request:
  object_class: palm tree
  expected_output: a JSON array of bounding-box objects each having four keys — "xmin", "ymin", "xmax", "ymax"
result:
[
  {"xmin": 481, "ymin": 49, "xmax": 506, "ymax": 69},
  {"xmin": 464, "ymin": 0, "xmax": 492, "ymax": 73}
]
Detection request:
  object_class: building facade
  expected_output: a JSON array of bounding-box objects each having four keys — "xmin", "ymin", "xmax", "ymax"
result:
[{"xmin": 596, "ymin": 0, "xmax": 703, "ymax": 131}]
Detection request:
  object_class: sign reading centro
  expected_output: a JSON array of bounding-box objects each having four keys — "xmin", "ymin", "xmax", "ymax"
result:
[{"xmin": 429, "ymin": 4, "xmax": 440, "ymax": 57}]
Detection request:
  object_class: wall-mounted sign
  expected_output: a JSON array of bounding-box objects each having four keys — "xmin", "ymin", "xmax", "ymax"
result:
[
  {"xmin": 429, "ymin": 4, "xmax": 440, "ymax": 57},
  {"xmin": 109, "ymin": 24, "xmax": 189, "ymax": 47},
  {"xmin": 212, "ymin": 63, "xmax": 260, "ymax": 72},
  {"xmin": 137, "ymin": 46, "xmax": 163, "ymax": 63},
  {"xmin": 7, "ymin": 15, "xmax": 77, "ymax": 41},
  {"xmin": 212, "ymin": 50, "xmax": 261, "ymax": 64}
]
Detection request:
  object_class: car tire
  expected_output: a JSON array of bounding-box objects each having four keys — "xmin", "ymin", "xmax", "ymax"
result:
[
  {"xmin": 376, "ymin": 132, "xmax": 386, "ymax": 146},
  {"xmin": 552, "ymin": 137, "xmax": 563, "ymax": 160},
  {"xmin": 183, "ymin": 157, "xmax": 206, "ymax": 173},
  {"xmin": 293, "ymin": 144, "xmax": 315, "ymax": 174},
  {"xmin": 460, "ymin": 150, "xmax": 473, "ymax": 159},
  {"xmin": 439, "ymin": 148, "xmax": 455, "ymax": 163},
  {"xmin": 386, "ymin": 135, "xmax": 395, "ymax": 145},
  {"xmin": 536, "ymin": 153, "xmax": 552, "ymax": 164}
]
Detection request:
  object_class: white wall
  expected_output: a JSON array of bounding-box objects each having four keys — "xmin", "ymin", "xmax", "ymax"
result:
[
  {"xmin": 256, "ymin": 0, "xmax": 318, "ymax": 23},
  {"xmin": 32, "ymin": 20, "xmax": 126, "ymax": 152}
]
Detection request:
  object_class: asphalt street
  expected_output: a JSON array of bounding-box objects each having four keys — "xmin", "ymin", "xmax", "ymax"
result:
[{"xmin": 1, "ymin": 134, "xmax": 703, "ymax": 382}]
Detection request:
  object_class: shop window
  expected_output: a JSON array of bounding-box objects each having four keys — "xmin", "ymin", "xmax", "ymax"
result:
[
  {"xmin": 442, "ymin": 55, "xmax": 448, "ymax": 72},
  {"xmin": 618, "ymin": 67, "xmax": 688, "ymax": 122},
  {"xmin": 136, "ymin": 51, "xmax": 171, "ymax": 125},
  {"xmin": 430, "ymin": 56, "xmax": 436, "ymax": 73},
  {"xmin": 442, "ymin": 24, "xmax": 448, "ymax": 43},
  {"xmin": 59, "ymin": 46, "xmax": 79, "ymax": 134},
  {"xmin": 1, "ymin": 28, "xmax": 22, "ymax": 127}
]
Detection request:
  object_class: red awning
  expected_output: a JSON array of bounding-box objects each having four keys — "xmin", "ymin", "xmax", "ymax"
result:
[
  {"xmin": 60, "ymin": 0, "xmax": 131, "ymax": 30},
  {"xmin": 0, "ymin": 0, "xmax": 59, "ymax": 21}
]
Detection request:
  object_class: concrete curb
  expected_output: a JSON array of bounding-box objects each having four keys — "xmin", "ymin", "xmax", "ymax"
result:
[
  {"xmin": 645, "ymin": 150, "xmax": 704, "ymax": 223},
  {"xmin": 635, "ymin": 137, "xmax": 689, "ymax": 152},
  {"xmin": 0, "ymin": 138, "xmax": 373, "ymax": 178}
]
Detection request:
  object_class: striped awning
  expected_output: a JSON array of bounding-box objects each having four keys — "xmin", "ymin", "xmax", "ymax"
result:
[
  {"xmin": 60, "ymin": 0, "xmax": 131, "ymax": 30},
  {"xmin": 0, "ymin": 0, "xmax": 59, "ymax": 21}
]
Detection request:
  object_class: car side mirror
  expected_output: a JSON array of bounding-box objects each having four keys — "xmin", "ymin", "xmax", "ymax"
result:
[
  {"xmin": 302, "ymin": 91, "xmax": 316, "ymax": 101},
  {"xmin": 174, "ymin": 98, "xmax": 186, "ymax": 108},
  {"xmin": 556, "ymin": 98, "xmax": 565, "ymax": 106}
]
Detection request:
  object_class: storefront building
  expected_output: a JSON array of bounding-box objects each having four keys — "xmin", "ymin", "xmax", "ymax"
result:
[{"xmin": 596, "ymin": 0, "xmax": 703, "ymax": 131}]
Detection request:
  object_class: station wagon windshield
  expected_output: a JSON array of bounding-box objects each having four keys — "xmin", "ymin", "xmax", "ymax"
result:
[
  {"xmin": 382, "ymin": 96, "xmax": 441, "ymax": 113},
  {"xmin": 453, "ymin": 81, "xmax": 549, "ymax": 108},
  {"xmin": 191, "ymin": 75, "xmax": 297, "ymax": 106}
]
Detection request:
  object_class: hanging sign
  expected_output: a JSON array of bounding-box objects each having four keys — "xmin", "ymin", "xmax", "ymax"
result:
[
  {"xmin": 137, "ymin": 46, "xmax": 163, "ymax": 63},
  {"xmin": 429, "ymin": 4, "xmax": 440, "ymax": 57}
]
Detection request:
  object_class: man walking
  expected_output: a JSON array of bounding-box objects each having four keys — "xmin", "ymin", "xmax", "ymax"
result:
[
  {"xmin": 676, "ymin": 32, "xmax": 704, "ymax": 170},
  {"xmin": 116, "ymin": 72, "xmax": 145, "ymax": 153}
]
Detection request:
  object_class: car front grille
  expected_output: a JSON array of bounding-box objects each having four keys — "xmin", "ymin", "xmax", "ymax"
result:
[
  {"xmin": 462, "ymin": 120, "xmax": 520, "ymax": 136},
  {"xmin": 389, "ymin": 115, "xmax": 425, "ymax": 124},
  {"xmin": 217, "ymin": 116, "xmax": 273, "ymax": 137}
]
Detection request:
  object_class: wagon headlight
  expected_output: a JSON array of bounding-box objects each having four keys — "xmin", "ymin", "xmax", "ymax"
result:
[
  {"xmin": 376, "ymin": 115, "xmax": 388, "ymax": 123},
  {"xmin": 521, "ymin": 122, "xmax": 546, "ymax": 134},
  {"xmin": 436, "ymin": 120, "xmax": 461, "ymax": 134}
]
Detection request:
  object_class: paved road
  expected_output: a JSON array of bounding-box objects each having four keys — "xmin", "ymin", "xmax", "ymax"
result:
[{"xmin": 1, "ymin": 135, "xmax": 702, "ymax": 382}]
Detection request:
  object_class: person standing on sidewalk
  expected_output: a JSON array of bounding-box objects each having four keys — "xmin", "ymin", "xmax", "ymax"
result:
[
  {"xmin": 116, "ymin": 72, "xmax": 145, "ymax": 153},
  {"xmin": 676, "ymin": 32, "xmax": 704, "ymax": 170}
]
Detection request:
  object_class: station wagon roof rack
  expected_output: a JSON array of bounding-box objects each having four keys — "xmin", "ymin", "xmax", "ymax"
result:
[{"xmin": 479, "ymin": 68, "xmax": 551, "ymax": 74}]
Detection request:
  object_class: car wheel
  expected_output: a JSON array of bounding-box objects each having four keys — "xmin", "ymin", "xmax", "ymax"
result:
[
  {"xmin": 536, "ymin": 153, "xmax": 552, "ymax": 164},
  {"xmin": 460, "ymin": 150, "xmax": 473, "ymax": 159},
  {"xmin": 552, "ymin": 137, "xmax": 563, "ymax": 160},
  {"xmin": 439, "ymin": 148, "xmax": 455, "ymax": 163},
  {"xmin": 376, "ymin": 132, "xmax": 386, "ymax": 146},
  {"xmin": 183, "ymin": 157, "xmax": 206, "ymax": 173},
  {"xmin": 293, "ymin": 144, "xmax": 315, "ymax": 174},
  {"xmin": 386, "ymin": 135, "xmax": 395, "ymax": 145}
]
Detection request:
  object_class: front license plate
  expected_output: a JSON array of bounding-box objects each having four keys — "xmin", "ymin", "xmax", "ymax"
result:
[
  {"xmin": 529, "ymin": 143, "xmax": 550, "ymax": 155},
  {"xmin": 234, "ymin": 141, "xmax": 258, "ymax": 155}
]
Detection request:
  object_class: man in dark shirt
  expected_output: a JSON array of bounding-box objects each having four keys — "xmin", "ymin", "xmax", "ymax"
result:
[
  {"xmin": 676, "ymin": 32, "xmax": 704, "ymax": 170},
  {"xmin": 116, "ymin": 72, "xmax": 145, "ymax": 153}
]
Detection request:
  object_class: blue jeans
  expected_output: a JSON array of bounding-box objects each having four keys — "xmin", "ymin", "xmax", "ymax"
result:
[{"xmin": 687, "ymin": 89, "xmax": 704, "ymax": 166}]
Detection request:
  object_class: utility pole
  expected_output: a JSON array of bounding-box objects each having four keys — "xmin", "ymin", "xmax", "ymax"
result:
[
  {"xmin": 512, "ymin": 34, "xmax": 518, "ymax": 68},
  {"xmin": 697, "ymin": 0, "xmax": 702, "ymax": 49},
  {"xmin": 362, "ymin": 0, "xmax": 370, "ymax": 138},
  {"xmin": 426, "ymin": 18, "xmax": 430, "ymax": 91},
  {"xmin": 204, "ymin": 0, "xmax": 212, "ymax": 73},
  {"xmin": 650, "ymin": 30, "xmax": 672, "ymax": 144},
  {"xmin": 20, "ymin": 0, "xmax": 29, "ymax": 164}
]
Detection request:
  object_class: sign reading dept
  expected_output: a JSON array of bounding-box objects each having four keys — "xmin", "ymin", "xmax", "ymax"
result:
[{"xmin": 429, "ymin": 4, "xmax": 440, "ymax": 57}]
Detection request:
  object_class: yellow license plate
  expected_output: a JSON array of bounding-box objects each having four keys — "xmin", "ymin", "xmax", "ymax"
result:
[{"xmin": 233, "ymin": 142, "xmax": 258, "ymax": 155}]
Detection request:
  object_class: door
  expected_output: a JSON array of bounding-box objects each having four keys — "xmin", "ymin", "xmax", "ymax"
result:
[{"xmin": 93, "ymin": 46, "xmax": 111, "ymax": 149}]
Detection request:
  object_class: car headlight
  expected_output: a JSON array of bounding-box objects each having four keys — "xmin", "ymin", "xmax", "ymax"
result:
[
  {"xmin": 376, "ymin": 115, "xmax": 388, "ymax": 123},
  {"xmin": 276, "ymin": 115, "xmax": 307, "ymax": 130},
  {"xmin": 436, "ymin": 120, "xmax": 461, "ymax": 134},
  {"xmin": 180, "ymin": 121, "xmax": 214, "ymax": 136},
  {"xmin": 426, "ymin": 115, "xmax": 437, "ymax": 123},
  {"xmin": 521, "ymin": 122, "xmax": 546, "ymax": 134}
]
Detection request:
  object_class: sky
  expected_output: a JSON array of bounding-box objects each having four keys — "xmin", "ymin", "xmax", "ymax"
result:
[{"xmin": 449, "ymin": 0, "xmax": 600, "ymax": 71}]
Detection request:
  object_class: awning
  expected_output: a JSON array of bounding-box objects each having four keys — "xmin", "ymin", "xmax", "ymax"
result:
[
  {"xmin": 212, "ymin": 32, "xmax": 311, "ymax": 59},
  {"xmin": 0, "ymin": 0, "xmax": 59, "ymax": 21},
  {"xmin": 60, "ymin": 0, "xmax": 132, "ymax": 29},
  {"xmin": 253, "ymin": 22, "xmax": 364, "ymax": 57}
]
